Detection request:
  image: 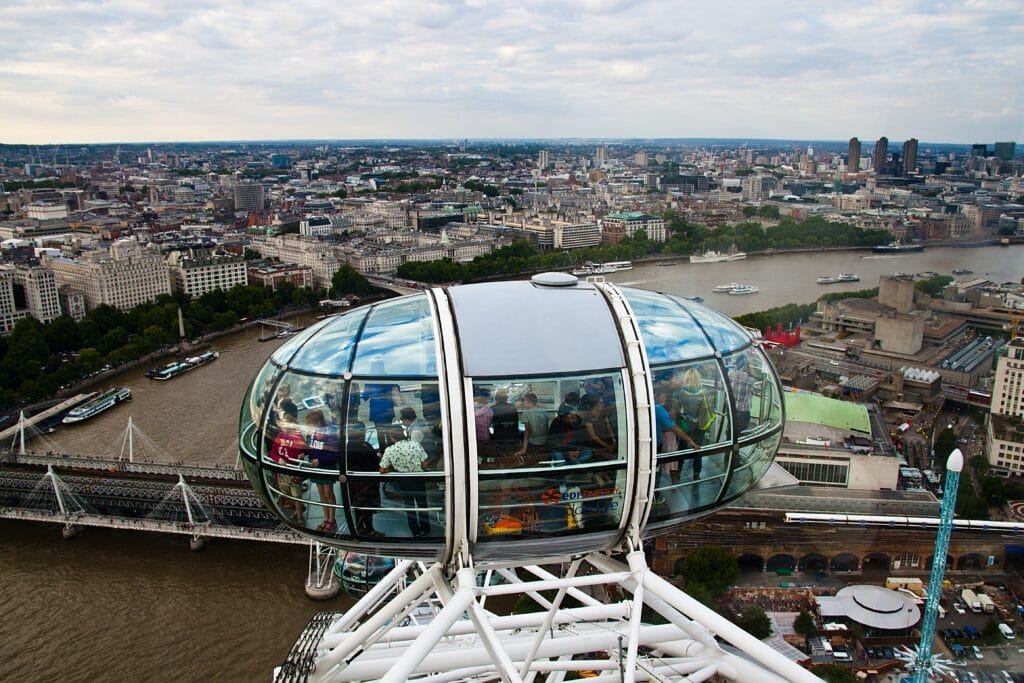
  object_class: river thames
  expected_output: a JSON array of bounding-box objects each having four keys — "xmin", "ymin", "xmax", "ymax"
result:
[{"xmin": 3, "ymin": 244, "xmax": 1022, "ymax": 680}]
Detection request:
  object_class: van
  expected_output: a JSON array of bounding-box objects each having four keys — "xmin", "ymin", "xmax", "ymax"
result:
[{"xmin": 999, "ymin": 623, "xmax": 1015, "ymax": 639}]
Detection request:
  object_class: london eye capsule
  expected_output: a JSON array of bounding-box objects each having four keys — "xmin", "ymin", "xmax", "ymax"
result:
[{"xmin": 238, "ymin": 274, "xmax": 784, "ymax": 564}]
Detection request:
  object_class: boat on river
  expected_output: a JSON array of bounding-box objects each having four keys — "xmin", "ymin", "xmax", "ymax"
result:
[
  {"xmin": 873, "ymin": 240, "xmax": 924, "ymax": 254},
  {"xmin": 151, "ymin": 351, "xmax": 219, "ymax": 381},
  {"xmin": 713, "ymin": 282, "xmax": 741, "ymax": 293},
  {"xmin": 571, "ymin": 261, "xmax": 633, "ymax": 276},
  {"xmin": 728, "ymin": 284, "xmax": 759, "ymax": 295},
  {"xmin": 690, "ymin": 243, "xmax": 746, "ymax": 264},
  {"xmin": 62, "ymin": 387, "xmax": 131, "ymax": 424},
  {"xmin": 952, "ymin": 268, "xmax": 974, "ymax": 275},
  {"xmin": 817, "ymin": 275, "xmax": 840, "ymax": 285}
]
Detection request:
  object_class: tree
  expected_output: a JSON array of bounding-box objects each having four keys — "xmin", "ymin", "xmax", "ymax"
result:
[
  {"xmin": 330, "ymin": 265, "xmax": 373, "ymax": 296},
  {"xmin": 677, "ymin": 545, "xmax": 740, "ymax": 597},
  {"xmin": 934, "ymin": 427, "xmax": 957, "ymax": 463},
  {"xmin": 758, "ymin": 204, "xmax": 781, "ymax": 219},
  {"xmin": 736, "ymin": 605, "xmax": 772, "ymax": 639},
  {"xmin": 742, "ymin": 206, "xmax": 757, "ymax": 218},
  {"xmin": 794, "ymin": 610, "xmax": 817, "ymax": 638},
  {"xmin": 813, "ymin": 664, "xmax": 858, "ymax": 683}
]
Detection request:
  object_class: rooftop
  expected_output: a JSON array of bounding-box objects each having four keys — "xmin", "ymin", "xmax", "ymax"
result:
[{"xmin": 783, "ymin": 391, "xmax": 871, "ymax": 434}]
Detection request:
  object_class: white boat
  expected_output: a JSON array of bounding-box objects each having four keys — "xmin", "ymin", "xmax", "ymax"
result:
[
  {"xmin": 817, "ymin": 275, "xmax": 840, "ymax": 285},
  {"xmin": 728, "ymin": 284, "xmax": 759, "ymax": 295},
  {"xmin": 572, "ymin": 261, "xmax": 632, "ymax": 276},
  {"xmin": 690, "ymin": 243, "xmax": 746, "ymax": 264},
  {"xmin": 838, "ymin": 273, "xmax": 860, "ymax": 282},
  {"xmin": 152, "ymin": 351, "xmax": 219, "ymax": 381},
  {"xmin": 62, "ymin": 387, "xmax": 131, "ymax": 424},
  {"xmin": 713, "ymin": 283, "xmax": 741, "ymax": 293}
]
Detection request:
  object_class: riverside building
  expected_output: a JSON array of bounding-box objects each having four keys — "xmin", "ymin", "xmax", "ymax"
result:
[
  {"xmin": 167, "ymin": 249, "xmax": 248, "ymax": 298},
  {"xmin": 43, "ymin": 238, "xmax": 171, "ymax": 312}
]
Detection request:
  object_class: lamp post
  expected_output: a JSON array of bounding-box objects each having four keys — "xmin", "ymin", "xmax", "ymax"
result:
[{"xmin": 912, "ymin": 448, "xmax": 964, "ymax": 682}]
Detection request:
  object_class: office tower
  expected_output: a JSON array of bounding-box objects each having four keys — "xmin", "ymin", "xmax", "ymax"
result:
[
  {"xmin": 633, "ymin": 150, "xmax": 648, "ymax": 167},
  {"xmin": 873, "ymin": 137, "xmax": 889, "ymax": 174},
  {"xmin": 594, "ymin": 145, "xmax": 607, "ymax": 164},
  {"xmin": 538, "ymin": 149, "xmax": 549, "ymax": 170},
  {"xmin": 994, "ymin": 142, "xmax": 1016, "ymax": 162},
  {"xmin": 903, "ymin": 138, "xmax": 918, "ymax": 174},
  {"xmin": 848, "ymin": 137, "xmax": 861, "ymax": 172},
  {"xmin": 970, "ymin": 144, "xmax": 988, "ymax": 158},
  {"xmin": 44, "ymin": 238, "xmax": 171, "ymax": 312},
  {"xmin": 233, "ymin": 182, "xmax": 265, "ymax": 212}
]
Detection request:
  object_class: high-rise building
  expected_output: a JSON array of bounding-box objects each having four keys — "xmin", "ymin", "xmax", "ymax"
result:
[
  {"xmin": 987, "ymin": 338, "xmax": 1024, "ymax": 474},
  {"xmin": 633, "ymin": 150, "xmax": 648, "ymax": 167},
  {"xmin": 43, "ymin": 238, "xmax": 171, "ymax": 312},
  {"xmin": 848, "ymin": 137, "xmax": 861, "ymax": 172},
  {"xmin": 11, "ymin": 264, "xmax": 61, "ymax": 324},
  {"xmin": 594, "ymin": 145, "xmax": 607, "ymax": 164},
  {"xmin": 902, "ymin": 138, "xmax": 918, "ymax": 174},
  {"xmin": 873, "ymin": 137, "xmax": 889, "ymax": 174},
  {"xmin": 538, "ymin": 149, "xmax": 550, "ymax": 170},
  {"xmin": 994, "ymin": 142, "xmax": 1016, "ymax": 162},
  {"xmin": 233, "ymin": 182, "xmax": 265, "ymax": 212},
  {"xmin": 0, "ymin": 269, "xmax": 25, "ymax": 334},
  {"xmin": 970, "ymin": 144, "xmax": 988, "ymax": 158}
]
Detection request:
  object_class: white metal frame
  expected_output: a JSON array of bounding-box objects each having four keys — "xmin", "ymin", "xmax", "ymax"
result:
[{"xmin": 302, "ymin": 547, "xmax": 821, "ymax": 682}]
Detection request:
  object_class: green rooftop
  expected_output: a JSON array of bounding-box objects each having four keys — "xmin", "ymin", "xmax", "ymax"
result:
[
  {"xmin": 606, "ymin": 212, "xmax": 655, "ymax": 220},
  {"xmin": 783, "ymin": 391, "xmax": 871, "ymax": 434}
]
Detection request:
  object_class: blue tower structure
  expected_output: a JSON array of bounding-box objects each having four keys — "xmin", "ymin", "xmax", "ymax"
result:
[{"xmin": 912, "ymin": 448, "xmax": 964, "ymax": 682}]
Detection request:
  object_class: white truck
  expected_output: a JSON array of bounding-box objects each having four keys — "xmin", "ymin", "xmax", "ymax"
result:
[
  {"xmin": 961, "ymin": 588, "xmax": 982, "ymax": 613},
  {"xmin": 978, "ymin": 593, "xmax": 995, "ymax": 614}
]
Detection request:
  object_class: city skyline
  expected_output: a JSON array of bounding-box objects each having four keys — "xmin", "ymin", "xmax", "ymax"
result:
[{"xmin": 1, "ymin": 1, "xmax": 1021, "ymax": 145}]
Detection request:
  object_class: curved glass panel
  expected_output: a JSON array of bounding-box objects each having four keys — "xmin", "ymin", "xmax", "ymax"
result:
[
  {"xmin": 725, "ymin": 347, "xmax": 781, "ymax": 439},
  {"xmin": 723, "ymin": 431, "xmax": 781, "ymax": 500},
  {"xmin": 351, "ymin": 295, "xmax": 437, "ymax": 377},
  {"xmin": 652, "ymin": 359, "xmax": 732, "ymax": 454},
  {"xmin": 470, "ymin": 371, "xmax": 627, "ymax": 542},
  {"xmin": 621, "ymin": 288, "xmax": 713, "ymax": 363},
  {"xmin": 679, "ymin": 298, "xmax": 752, "ymax": 352},
  {"xmin": 239, "ymin": 359, "xmax": 282, "ymax": 459},
  {"xmin": 270, "ymin": 317, "xmax": 333, "ymax": 365},
  {"xmin": 288, "ymin": 308, "xmax": 369, "ymax": 375},
  {"xmin": 650, "ymin": 451, "xmax": 728, "ymax": 521}
]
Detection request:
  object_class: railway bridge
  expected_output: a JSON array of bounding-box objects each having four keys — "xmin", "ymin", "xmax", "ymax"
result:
[{"xmin": 657, "ymin": 508, "xmax": 1012, "ymax": 576}]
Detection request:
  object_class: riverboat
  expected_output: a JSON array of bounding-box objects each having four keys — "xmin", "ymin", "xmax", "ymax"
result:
[
  {"xmin": 872, "ymin": 241, "xmax": 924, "ymax": 254},
  {"xmin": 817, "ymin": 275, "xmax": 840, "ymax": 285},
  {"xmin": 917, "ymin": 271, "xmax": 938, "ymax": 279},
  {"xmin": 727, "ymin": 284, "xmax": 759, "ymax": 295},
  {"xmin": 838, "ymin": 273, "xmax": 860, "ymax": 282},
  {"xmin": 571, "ymin": 261, "xmax": 633, "ymax": 276},
  {"xmin": 690, "ymin": 243, "xmax": 747, "ymax": 264},
  {"xmin": 62, "ymin": 387, "xmax": 131, "ymax": 424},
  {"xmin": 952, "ymin": 268, "xmax": 974, "ymax": 275},
  {"xmin": 713, "ymin": 283, "xmax": 741, "ymax": 293},
  {"xmin": 152, "ymin": 351, "xmax": 219, "ymax": 381}
]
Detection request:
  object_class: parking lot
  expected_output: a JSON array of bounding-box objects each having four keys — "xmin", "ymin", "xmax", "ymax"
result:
[{"xmin": 936, "ymin": 584, "xmax": 1024, "ymax": 678}]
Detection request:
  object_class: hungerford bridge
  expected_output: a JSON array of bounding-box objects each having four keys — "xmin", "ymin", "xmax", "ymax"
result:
[{"xmin": 0, "ymin": 416, "xmax": 341, "ymax": 599}]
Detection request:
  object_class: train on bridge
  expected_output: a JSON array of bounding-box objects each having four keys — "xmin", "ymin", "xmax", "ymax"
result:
[{"xmin": 786, "ymin": 512, "xmax": 1024, "ymax": 534}]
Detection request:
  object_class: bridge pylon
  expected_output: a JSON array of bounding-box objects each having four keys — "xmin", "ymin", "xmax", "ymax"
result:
[
  {"xmin": 173, "ymin": 474, "xmax": 210, "ymax": 551},
  {"xmin": 43, "ymin": 465, "xmax": 86, "ymax": 538},
  {"xmin": 306, "ymin": 540, "xmax": 339, "ymax": 600}
]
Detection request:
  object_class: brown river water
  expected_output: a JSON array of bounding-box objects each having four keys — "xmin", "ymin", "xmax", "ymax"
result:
[{"xmin": 2, "ymin": 245, "xmax": 1021, "ymax": 680}]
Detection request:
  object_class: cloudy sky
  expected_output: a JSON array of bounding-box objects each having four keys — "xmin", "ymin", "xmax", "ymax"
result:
[{"xmin": 1, "ymin": 0, "xmax": 1021, "ymax": 144}]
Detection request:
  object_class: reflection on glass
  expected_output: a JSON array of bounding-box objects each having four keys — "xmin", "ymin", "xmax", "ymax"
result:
[
  {"xmin": 270, "ymin": 317, "xmax": 332, "ymax": 366},
  {"xmin": 677, "ymin": 298, "xmax": 752, "ymax": 353},
  {"xmin": 723, "ymin": 432, "xmax": 781, "ymax": 500},
  {"xmin": 478, "ymin": 468, "xmax": 626, "ymax": 538},
  {"xmin": 651, "ymin": 451, "xmax": 728, "ymax": 521},
  {"xmin": 725, "ymin": 347, "xmax": 780, "ymax": 439},
  {"xmin": 621, "ymin": 288, "xmax": 713, "ymax": 363},
  {"xmin": 351, "ymin": 296, "xmax": 437, "ymax": 376},
  {"xmin": 652, "ymin": 359, "xmax": 732, "ymax": 455},
  {"xmin": 260, "ymin": 371, "xmax": 345, "ymax": 465},
  {"xmin": 239, "ymin": 359, "xmax": 280, "ymax": 456},
  {"xmin": 288, "ymin": 308, "xmax": 369, "ymax": 375},
  {"xmin": 363, "ymin": 476, "xmax": 446, "ymax": 539}
]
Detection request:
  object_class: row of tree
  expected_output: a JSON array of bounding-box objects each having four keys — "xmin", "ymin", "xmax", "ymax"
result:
[
  {"xmin": 733, "ymin": 288, "xmax": 879, "ymax": 332},
  {"xmin": 396, "ymin": 216, "xmax": 895, "ymax": 285},
  {"xmin": 0, "ymin": 266, "xmax": 374, "ymax": 411}
]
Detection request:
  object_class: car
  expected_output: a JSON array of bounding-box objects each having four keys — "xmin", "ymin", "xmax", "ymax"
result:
[
  {"xmin": 950, "ymin": 628, "xmax": 965, "ymax": 639},
  {"xmin": 995, "ymin": 647, "xmax": 1009, "ymax": 660},
  {"xmin": 955, "ymin": 605, "xmax": 967, "ymax": 614},
  {"xmin": 972, "ymin": 645, "xmax": 983, "ymax": 659}
]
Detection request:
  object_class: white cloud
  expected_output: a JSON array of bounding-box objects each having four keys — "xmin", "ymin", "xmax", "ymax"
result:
[{"xmin": 0, "ymin": 0, "xmax": 1019, "ymax": 142}]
